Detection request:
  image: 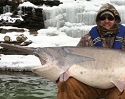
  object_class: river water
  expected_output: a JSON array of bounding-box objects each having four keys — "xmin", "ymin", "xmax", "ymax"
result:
[{"xmin": 0, "ymin": 71, "xmax": 57, "ymax": 99}]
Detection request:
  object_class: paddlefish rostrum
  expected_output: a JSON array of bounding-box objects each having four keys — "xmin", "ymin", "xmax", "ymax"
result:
[{"xmin": 0, "ymin": 43, "xmax": 125, "ymax": 92}]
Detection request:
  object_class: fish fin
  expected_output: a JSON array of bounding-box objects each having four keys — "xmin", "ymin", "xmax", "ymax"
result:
[
  {"xmin": 60, "ymin": 53, "xmax": 95, "ymax": 71},
  {"xmin": 63, "ymin": 47, "xmax": 94, "ymax": 62},
  {"xmin": 59, "ymin": 53, "xmax": 94, "ymax": 72},
  {"xmin": 59, "ymin": 71, "xmax": 71, "ymax": 82},
  {"xmin": 63, "ymin": 47, "xmax": 81, "ymax": 55},
  {"xmin": 68, "ymin": 53, "xmax": 94, "ymax": 64},
  {"xmin": 111, "ymin": 79, "xmax": 125, "ymax": 92}
]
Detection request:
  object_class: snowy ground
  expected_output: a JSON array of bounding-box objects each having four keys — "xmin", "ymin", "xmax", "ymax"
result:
[{"xmin": 0, "ymin": 0, "xmax": 125, "ymax": 71}]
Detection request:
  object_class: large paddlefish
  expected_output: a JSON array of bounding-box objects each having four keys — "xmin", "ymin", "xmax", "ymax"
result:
[{"xmin": 0, "ymin": 43, "xmax": 125, "ymax": 92}]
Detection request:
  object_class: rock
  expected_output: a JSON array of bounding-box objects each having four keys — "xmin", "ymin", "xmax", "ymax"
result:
[
  {"xmin": 16, "ymin": 34, "xmax": 27, "ymax": 42},
  {"xmin": 0, "ymin": 28, "xmax": 25, "ymax": 34},
  {"xmin": 0, "ymin": 6, "xmax": 45, "ymax": 30},
  {"xmin": 0, "ymin": 0, "xmax": 62, "ymax": 29},
  {"xmin": 4, "ymin": 36, "xmax": 11, "ymax": 42}
]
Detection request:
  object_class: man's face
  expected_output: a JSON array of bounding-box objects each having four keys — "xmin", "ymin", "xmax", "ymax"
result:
[{"xmin": 99, "ymin": 14, "xmax": 116, "ymax": 30}]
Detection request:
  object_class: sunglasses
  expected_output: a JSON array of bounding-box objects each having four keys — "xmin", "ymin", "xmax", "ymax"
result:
[{"xmin": 99, "ymin": 15, "xmax": 115, "ymax": 21}]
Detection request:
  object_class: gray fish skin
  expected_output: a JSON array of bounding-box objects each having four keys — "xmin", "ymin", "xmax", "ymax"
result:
[
  {"xmin": 1, "ymin": 43, "xmax": 125, "ymax": 92},
  {"xmin": 0, "ymin": 43, "xmax": 93, "ymax": 81},
  {"xmin": 66, "ymin": 47, "xmax": 125, "ymax": 92}
]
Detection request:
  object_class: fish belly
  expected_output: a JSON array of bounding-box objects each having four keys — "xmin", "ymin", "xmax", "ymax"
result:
[
  {"xmin": 64, "ymin": 47, "xmax": 125, "ymax": 89},
  {"xmin": 68, "ymin": 61, "xmax": 125, "ymax": 89}
]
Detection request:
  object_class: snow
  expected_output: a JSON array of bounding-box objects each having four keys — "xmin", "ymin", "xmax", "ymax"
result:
[
  {"xmin": 0, "ymin": 0, "xmax": 125, "ymax": 71},
  {"xmin": 19, "ymin": 1, "xmax": 38, "ymax": 8}
]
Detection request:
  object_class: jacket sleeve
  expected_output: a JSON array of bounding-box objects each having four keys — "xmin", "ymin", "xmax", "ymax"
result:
[
  {"xmin": 77, "ymin": 33, "xmax": 93, "ymax": 47},
  {"xmin": 122, "ymin": 36, "xmax": 125, "ymax": 49}
]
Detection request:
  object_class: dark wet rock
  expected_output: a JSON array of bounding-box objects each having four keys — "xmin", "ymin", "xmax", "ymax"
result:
[
  {"xmin": 13, "ymin": 7, "xmax": 45, "ymax": 29},
  {"xmin": 0, "ymin": 28, "xmax": 25, "ymax": 34},
  {"xmin": 0, "ymin": 0, "xmax": 62, "ymax": 30},
  {"xmin": 0, "ymin": 6, "xmax": 45, "ymax": 30},
  {"xmin": 0, "ymin": 0, "xmax": 62, "ymax": 14}
]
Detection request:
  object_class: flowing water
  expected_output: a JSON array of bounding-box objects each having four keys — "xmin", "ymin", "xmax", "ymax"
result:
[{"xmin": 0, "ymin": 71, "xmax": 57, "ymax": 99}]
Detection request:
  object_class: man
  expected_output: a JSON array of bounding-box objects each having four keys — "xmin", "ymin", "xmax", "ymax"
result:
[{"xmin": 57, "ymin": 3, "xmax": 125, "ymax": 99}]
